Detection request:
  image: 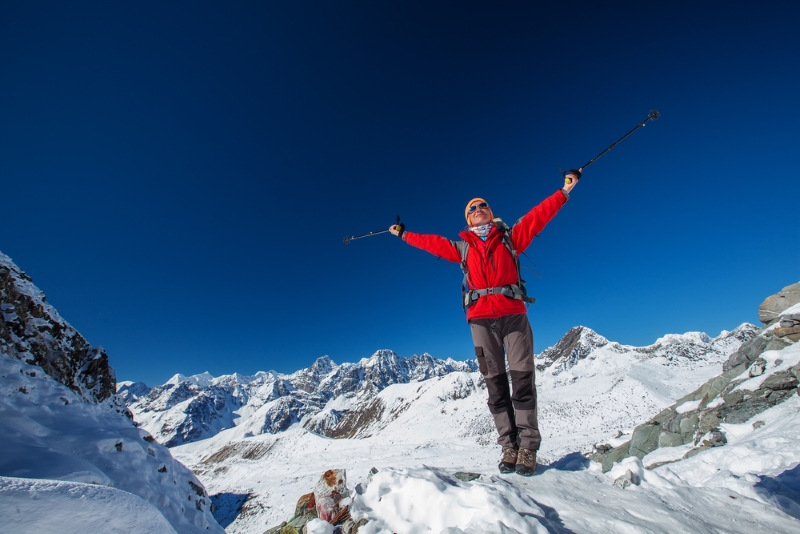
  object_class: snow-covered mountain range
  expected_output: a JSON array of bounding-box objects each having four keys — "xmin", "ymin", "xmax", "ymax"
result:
[
  {"xmin": 124, "ymin": 324, "xmax": 755, "ymax": 451},
  {"xmin": 121, "ymin": 352, "xmax": 477, "ymax": 447},
  {"xmin": 5, "ymin": 245, "xmax": 800, "ymax": 534}
]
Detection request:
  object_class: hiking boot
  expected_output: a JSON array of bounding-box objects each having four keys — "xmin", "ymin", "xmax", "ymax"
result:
[
  {"xmin": 515, "ymin": 448, "xmax": 537, "ymax": 476},
  {"xmin": 498, "ymin": 447, "xmax": 518, "ymax": 474}
]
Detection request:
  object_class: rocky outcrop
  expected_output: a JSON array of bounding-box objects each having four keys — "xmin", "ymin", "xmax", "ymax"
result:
[
  {"xmin": 1, "ymin": 251, "xmax": 115, "ymax": 403},
  {"xmin": 593, "ymin": 283, "xmax": 800, "ymax": 472},
  {"xmin": 758, "ymin": 282, "xmax": 800, "ymax": 325}
]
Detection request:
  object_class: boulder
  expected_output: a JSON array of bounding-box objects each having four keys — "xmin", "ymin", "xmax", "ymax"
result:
[
  {"xmin": 723, "ymin": 336, "xmax": 768, "ymax": 372},
  {"xmin": 721, "ymin": 398, "xmax": 770, "ymax": 424},
  {"xmin": 593, "ymin": 441, "xmax": 631, "ymax": 473},
  {"xmin": 613, "ymin": 469, "xmax": 641, "ymax": 489},
  {"xmin": 748, "ymin": 358, "xmax": 767, "ymax": 377},
  {"xmin": 696, "ymin": 410, "xmax": 722, "ymax": 438},
  {"xmin": 758, "ymin": 282, "xmax": 800, "ymax": 325},
  {"xmin": 659, "ymin": 431, "xmax": 684, "ymax": 448},
  {"xmin": 704, "ymin": 431, "xmax": 726, "ymax": 447},
  {"xmin": 762, "ymin": 372, "xmax": 799, "ymax": 391},
  {"xmin": 629, "ymin": 424, "xmax": 661, "ymax": 459}
]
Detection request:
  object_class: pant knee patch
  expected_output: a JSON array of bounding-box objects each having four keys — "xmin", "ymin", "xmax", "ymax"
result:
[
  {"xmin": 485, "ymin": 374, "xmax": 511, "ymax": 413},
  {"xmin": 509, "ymin": 370, "xmax": 536, "ymax": 410}
]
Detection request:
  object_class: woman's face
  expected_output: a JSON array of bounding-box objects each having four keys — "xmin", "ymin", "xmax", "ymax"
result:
[{"xmin": 468, "ymin": 201, "xmax": 492, "ymax": 226}]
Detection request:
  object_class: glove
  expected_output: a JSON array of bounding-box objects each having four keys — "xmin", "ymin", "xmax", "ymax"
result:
[{"xmin": 390, "ymin": 223, "xmax": 406, "ymax": 238}]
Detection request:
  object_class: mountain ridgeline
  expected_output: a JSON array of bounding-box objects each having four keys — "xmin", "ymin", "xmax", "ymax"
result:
[{"xmin": 123, "ymin": 324, "xmax": 758, "ymax": 448}]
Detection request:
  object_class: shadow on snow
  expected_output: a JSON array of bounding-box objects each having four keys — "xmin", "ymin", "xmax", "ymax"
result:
[
  {"xmin": 754, "ymin": 463, "xmax": 800, "ymax": 520},
  {"xmin": 210, "ymin": 492, "xmax": 251, "ymax": 529}
]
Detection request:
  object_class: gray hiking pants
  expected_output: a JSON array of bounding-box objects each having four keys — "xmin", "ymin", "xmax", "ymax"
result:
[{"xmin": 469, "ymin": 313, "xmax": 541, "ymax": 451}]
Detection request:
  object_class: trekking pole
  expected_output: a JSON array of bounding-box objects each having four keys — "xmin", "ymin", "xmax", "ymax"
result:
[
  {"xmin": 344, "ymin": 216, "xmax": 402, "ymax": 244},
  {"xmin": 564, "ymin": 109, "xmax": 660, "ymax": 184}
]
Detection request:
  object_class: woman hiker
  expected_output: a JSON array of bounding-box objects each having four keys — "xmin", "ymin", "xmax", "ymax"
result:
[{"xmin": 389, "ymin": 171, "xmax": 580, "ymax": 476}]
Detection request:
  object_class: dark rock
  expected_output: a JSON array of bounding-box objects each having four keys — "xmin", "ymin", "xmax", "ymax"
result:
[
  {"xmin": 705, "ymin": 431, "xmax": 727, "ymax": 447},
  {"xmin": 115, "ymin": 441, "xmax": 123, "ymax": 452},
  {"xmin": 723, "ymin": 336, "xmax": 768, "ymax": 372},
  {"xmin": 723, "ymin": 390, "xmax": 744, "ymax": 406},
  {"xmin": 762, "ymin": 372, "xmax": 798, "ymax": 391},
  {"xmin": 721, "ymin": 398, "xmax": 770, "ymax": 424},
  {"xmin": 0, "ymin": 255, "xmax": 116, "ymax": 403},
  {"xmin": 758, "ymin": 282, "xmax": 800, "ymax": 324},
  {"xmin": 453, "ymin": 472, "xmax": 481, "ymax": 482},
  {"xmin": 791, "ymin": 363, "xmax": 800, "ymax": 380},
  {"xmin": 158, "ymin": 465, "xmax": 167, "ymax": 473},
  {"xmin": 188, "ymin": 480, "xmax": 205, "ymax": 497},
  {"xmin": 767, "ymin": 389, "xmax": 795, "ymax": 404},
  {"xmin": 753, "ymin": 420, "xmax": 766, "ymax": 430}
]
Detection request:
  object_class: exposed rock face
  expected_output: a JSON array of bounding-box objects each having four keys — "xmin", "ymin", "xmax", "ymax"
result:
[
  {"xmin": 536, "ymin": 326, "xmax": 610, "ymax": 372},
  {"xmin": 758, "ymin": 282, "xmax": 800, "ymax": 325},
  {"xmin": 1, "ymin": 251, "xmax": 115, "ymax": 403}
]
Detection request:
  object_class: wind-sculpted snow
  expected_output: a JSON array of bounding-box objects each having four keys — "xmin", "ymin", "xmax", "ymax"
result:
[
  {"xmin": 0, "ymin": 251, "xmax": 115, "ymax": 403},
  {"xmin": 126, "ymin": 349, "xmax": 479, "ymax": 447},
  {"xmin": 0, "ymin": 353, "xmax": 224, "ymax": 534}
]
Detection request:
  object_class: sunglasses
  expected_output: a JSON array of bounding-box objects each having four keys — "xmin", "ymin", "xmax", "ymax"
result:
[{"xmin": 468, "ymin": 202, "xmax": 489, "ymax": 213}]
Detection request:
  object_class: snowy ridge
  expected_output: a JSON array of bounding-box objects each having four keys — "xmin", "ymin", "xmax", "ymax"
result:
[{"xmin": 125, "ymin": 350, "xmax": 478, "ymax": 446}]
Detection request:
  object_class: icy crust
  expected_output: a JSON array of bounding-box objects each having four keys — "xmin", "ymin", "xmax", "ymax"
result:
[
  {"xmin": 0, "ymin": 354, "xmax": 223, "ymax": 534},
  {"xmin": 0, "ymin": 250, "xmax": 114, "ymax": 403},
  {"xmin": 0, "ymin": 476, "xmax": 177, "ymax": 534}
]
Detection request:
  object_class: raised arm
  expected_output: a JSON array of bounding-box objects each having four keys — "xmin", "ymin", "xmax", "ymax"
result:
[
  {"xmin": 511, "ymin": 172, "xmax": 579, "ymax": 252},
  {"xmin": 389, "ymin": 224, "xmax": 462, "ymax": 263}
]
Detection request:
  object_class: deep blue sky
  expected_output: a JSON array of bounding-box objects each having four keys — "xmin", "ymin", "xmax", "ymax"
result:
[{"xmin": 2, "ymin": 1, "xmax": 798, "ymax": 386}]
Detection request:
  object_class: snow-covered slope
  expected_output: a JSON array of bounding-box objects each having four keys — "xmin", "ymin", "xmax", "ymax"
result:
[
  {"xmin": 0, "ymin": 345, "xmax": 223, "ymax": 533},
  {"xmin": 0, "ymin": 250, "xmax": 223, "ymax": 534},
  {"xmin": 166, "ymin": 324, "xmax": 763, "ymax": 533}
]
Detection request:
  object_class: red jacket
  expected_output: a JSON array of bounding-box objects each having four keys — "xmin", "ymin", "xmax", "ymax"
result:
[{"xmin": 404, "ymin": 190, "xmax": 568, "ymax": 320}]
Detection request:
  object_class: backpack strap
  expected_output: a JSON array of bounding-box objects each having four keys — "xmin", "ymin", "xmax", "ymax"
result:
[{"xmin": 458, "ymin": 220, "xmax": 536, "ymax": 310}]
